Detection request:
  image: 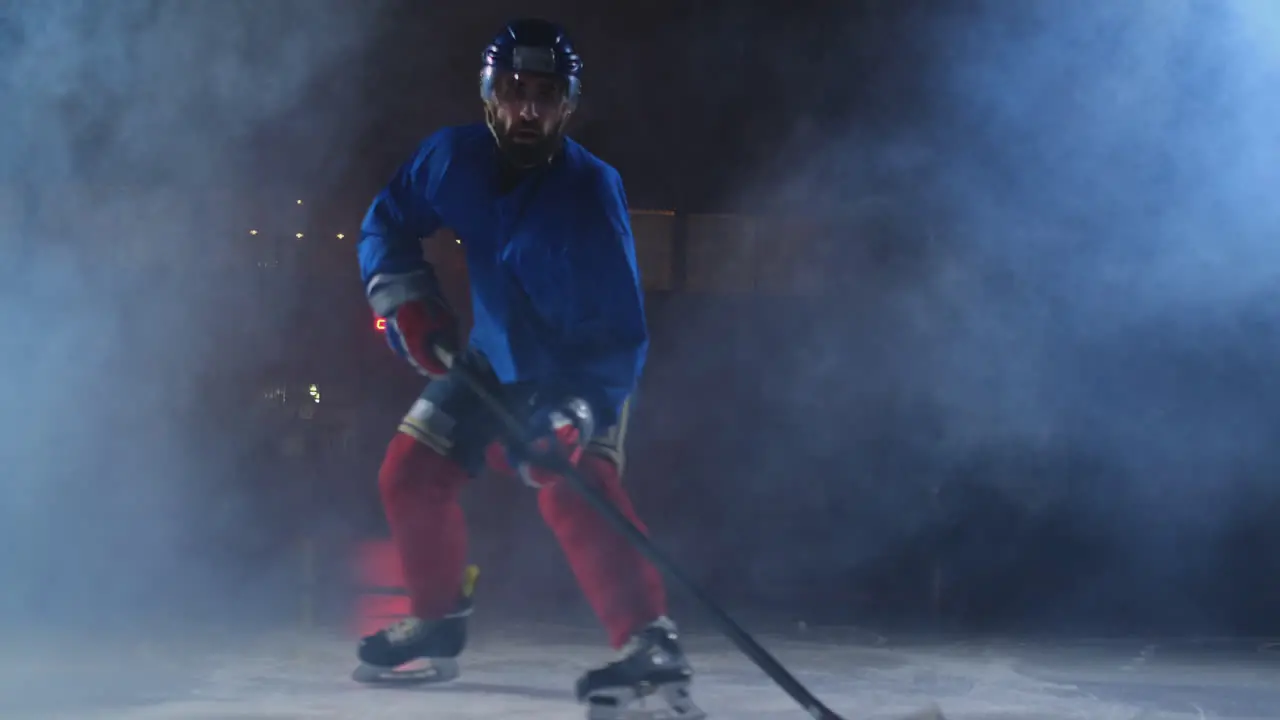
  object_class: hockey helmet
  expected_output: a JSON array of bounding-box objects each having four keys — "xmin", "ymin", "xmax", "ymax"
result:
[
  {"xmin": 480, "ymin": 18, "xmax": 582, "ymax": 108},
  {"xmin": 479, "ymin": 18, "xmax": 582, "ymax": 167}
]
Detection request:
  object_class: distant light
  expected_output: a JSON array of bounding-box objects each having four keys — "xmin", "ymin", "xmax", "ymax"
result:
[
  {"xmin": 336, "ymin": 233, "xmax": 345, "ymax": 240},
  {"xmin": 455, "ymin": 238, "xmax": 461, "ymax": 244},
  {"xmin": 296, "ymin": 199, "xmax": 303, "ymax": 205},
  {"xmin": 308, "ymin": 383, "xmax": 321, "ymax": 403},
  {"xmin": 295, "ymin": 232, "xmax": 304, "ymax": 239},
  {"xmin": 375, "ymin": 317, "xmax": 387, "ymax": 332},
  {"xmin": 249, "ymin": 229, "xmax": 258, "ymax": 235}
]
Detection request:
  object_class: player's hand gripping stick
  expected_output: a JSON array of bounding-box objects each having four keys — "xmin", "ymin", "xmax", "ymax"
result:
[{"xmin": 385, "ymin": 297, "xmax": 459, "ymax": 379}]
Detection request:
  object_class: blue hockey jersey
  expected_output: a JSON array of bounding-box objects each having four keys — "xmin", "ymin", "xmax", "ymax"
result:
[{"xmin": 357, "ymin": 123, "xmax": 649, "ymax": 427}]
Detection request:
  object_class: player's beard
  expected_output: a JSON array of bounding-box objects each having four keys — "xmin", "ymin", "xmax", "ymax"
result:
[{"xmin": 487, "ymin": 107, "xmax": 565, "ymax": 169}]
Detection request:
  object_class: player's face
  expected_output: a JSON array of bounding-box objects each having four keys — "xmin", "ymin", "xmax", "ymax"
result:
[{"xmin": 489, "ymin": 71, "xmax": 572, "ymax": 147}]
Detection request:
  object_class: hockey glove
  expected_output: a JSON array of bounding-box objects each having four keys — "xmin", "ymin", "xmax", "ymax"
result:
[
  {"xmin": 385, "ymin": 297, "xmax": 459, "ymax": 379},
  {"xmin": 488, "ymin": 397, "xmax": 595, "ymax": 489}
]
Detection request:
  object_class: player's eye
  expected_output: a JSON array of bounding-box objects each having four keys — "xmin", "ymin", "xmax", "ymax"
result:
[{"xmin": 495, "ymin": 73, "xmax": 564, "ymax": 106}]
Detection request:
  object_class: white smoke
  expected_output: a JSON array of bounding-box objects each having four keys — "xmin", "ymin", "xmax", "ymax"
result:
[{"xmin": 0, "ymin": 0, "xmax": 382, "ymax": 627}]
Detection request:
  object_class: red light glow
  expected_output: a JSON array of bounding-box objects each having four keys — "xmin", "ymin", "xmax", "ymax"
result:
[{"xmin": 375, "ymin": 317, "xmax": 387, "ymax": 332}]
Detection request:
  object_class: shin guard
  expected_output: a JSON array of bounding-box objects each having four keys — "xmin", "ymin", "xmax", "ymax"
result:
[
  {"xmin": 538, "ymin": 453, "xmax": 668, "ymax": 648},
  {"xmin": 378, "ymin": 432, "xmax": 470, "ymax": 620}
]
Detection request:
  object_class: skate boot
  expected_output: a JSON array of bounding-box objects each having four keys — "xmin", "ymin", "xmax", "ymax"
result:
[
  {"xmin": 351, "ymin": 564, "xmax": 478, "ymax": 685},
  {"xmin": 575, "ymin": 617, "xmax": 705, "ymax": 720}
]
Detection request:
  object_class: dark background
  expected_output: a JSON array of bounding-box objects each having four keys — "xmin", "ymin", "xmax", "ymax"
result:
[{"xmin": 2, "ymin": 0, "xmax": 1280, "ymax": 641}]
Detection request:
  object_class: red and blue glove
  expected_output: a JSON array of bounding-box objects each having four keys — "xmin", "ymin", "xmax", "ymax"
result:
[
  {"xmin": 486, "ymin": 396, "xmax": 595, "ymax": 488},
  {"xmin": 385, "ymin": 297, "xmax": 459, "ymax": 379}
]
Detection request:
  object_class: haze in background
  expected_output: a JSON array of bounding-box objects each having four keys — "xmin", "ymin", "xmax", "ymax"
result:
[
  {"xmin": 0, "ymin": 0, "xmax": 385, "ymax": 634},
  {"xmin": 718, "ymin": 0, "xmax": 1280, "ymax": 628},
  {"xmin": 5, "ymin": 0, "xmax": 1276, "ymax": 666}
]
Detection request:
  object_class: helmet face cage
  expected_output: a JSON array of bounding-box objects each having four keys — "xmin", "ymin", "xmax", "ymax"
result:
[{"xmin": 479, "ymin": 65, "xmax": 581, "ymax": 112}]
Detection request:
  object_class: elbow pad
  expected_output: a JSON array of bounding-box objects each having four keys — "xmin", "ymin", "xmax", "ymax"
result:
[{"xmin": 366, "ymin": 269, "xmax": 443, "ymax": 318}]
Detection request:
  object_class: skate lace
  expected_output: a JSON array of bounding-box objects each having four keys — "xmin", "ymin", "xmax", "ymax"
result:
[{"xmin": 383, "ymin": 617, "xmax": 425, "ymax": 645}]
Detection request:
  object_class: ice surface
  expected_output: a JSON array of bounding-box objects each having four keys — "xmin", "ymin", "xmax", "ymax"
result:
[{"xmin": 2, "ymin": 624, "xmax": 1277, "ymax": 719}]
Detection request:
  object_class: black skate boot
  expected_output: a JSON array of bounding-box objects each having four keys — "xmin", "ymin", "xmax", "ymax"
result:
[
  {"xmin": 575, "ymin": 617, "xmax": 705, "ymax": 720},
  {"xmin": 351, "ymin": 565, "xmax": 478, "ymax": 685}
]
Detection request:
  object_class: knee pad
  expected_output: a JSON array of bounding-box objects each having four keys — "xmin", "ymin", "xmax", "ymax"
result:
[{"xmin": 397, "ymin": 396, "xmax": 458, "ymax": 457}]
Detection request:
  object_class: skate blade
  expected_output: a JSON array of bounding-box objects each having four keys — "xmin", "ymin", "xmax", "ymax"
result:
[
  {"xmin": 351, "ymin": 657, "xmax": 460, "ymax": 686},
  {"xmin": 584, "ymin": 681, "xmax": 706, "ymax": 720}
]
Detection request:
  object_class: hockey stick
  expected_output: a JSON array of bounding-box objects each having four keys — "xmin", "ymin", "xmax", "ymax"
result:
[{"xmin": 448, "ymin": 360, "xmax": 944, "ymax": 720}]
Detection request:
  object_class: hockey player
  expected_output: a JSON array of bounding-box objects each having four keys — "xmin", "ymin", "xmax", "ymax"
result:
[{"xmin": 353, "ymin": 17, "xmax": 702, "ymax": 720}]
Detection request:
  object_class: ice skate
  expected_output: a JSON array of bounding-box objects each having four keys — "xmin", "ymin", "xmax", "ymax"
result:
[
  {"xmin": 351, "ymin": 565, "xmax": 477, "ymax": 685},
  {"xmin": 576, "ymin": 617, "xmax": 705, "ymax": 720}
]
